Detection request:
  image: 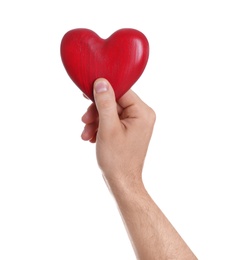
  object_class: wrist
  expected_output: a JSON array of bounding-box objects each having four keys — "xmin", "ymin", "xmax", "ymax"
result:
[{"xmin": 102, "ymin": 170, "xmax": 146, "ymax": 200}]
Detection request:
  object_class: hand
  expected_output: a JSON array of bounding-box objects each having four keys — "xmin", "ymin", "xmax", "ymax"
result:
[{"xmin": 81, "ymin": 78, "xmax": 156, "ymax": 188}]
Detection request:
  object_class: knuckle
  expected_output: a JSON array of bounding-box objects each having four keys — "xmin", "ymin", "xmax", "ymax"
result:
[
  {"xmin": 142, "ymin": 106, "xmax": 156, "ymax": 126},
  {"xmin": 148, "ymin": 107, "xmax": 156, "ymax": 123}
]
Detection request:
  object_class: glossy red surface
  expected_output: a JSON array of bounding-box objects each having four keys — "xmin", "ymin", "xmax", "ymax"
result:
[{"xmin": 60, "ymin": 28, "xmax": 149, "ymax": 101}]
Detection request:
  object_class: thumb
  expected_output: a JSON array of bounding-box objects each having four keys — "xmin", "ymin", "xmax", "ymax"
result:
[{"xmin": 93, "ymin": 78, "xmax": 119, "ymax": 132}]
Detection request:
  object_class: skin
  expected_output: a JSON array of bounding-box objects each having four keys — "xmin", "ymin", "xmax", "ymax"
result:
[{"xmin": 81, "ymin": 78, "xmax": 197, "ymax": 260}]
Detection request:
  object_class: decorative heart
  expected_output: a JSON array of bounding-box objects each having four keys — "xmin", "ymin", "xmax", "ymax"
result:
[{"xmin": 60, "ymin": 28, "xmax": 149, "ymax": 101}]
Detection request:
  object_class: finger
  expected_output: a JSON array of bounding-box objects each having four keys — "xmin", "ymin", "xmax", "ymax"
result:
[
  {"xmin": 81, "ymin": 103, "xmax": 98, "ymax": 124},
  {"xmin": 93, "ymin": 78, "xmax": 120, "ymax": 133},
  {"xmin": 117, "ymin": 89, "xmax": 143, "ymax": 109},
  {"xmin": 116, "ymin": 103, "xmax": 123, "ymax": 115},
  {"xmin": 81, "ymin": 122, "xmax": 98, "ymax": 141},
  {"xmin": 89, "ymin": 132, "xmax": 97, "ymax": 143}
]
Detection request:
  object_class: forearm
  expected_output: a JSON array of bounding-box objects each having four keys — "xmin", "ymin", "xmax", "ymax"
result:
[{"xmin": 105, "ymin": 175, "xmax": 197, "ymax": 260}]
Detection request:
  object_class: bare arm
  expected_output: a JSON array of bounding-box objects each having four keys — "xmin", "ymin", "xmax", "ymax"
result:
[
  {"xmin": 109, "ymin": 180, "xmax": 196, "ymax": 260},
  {"xmin": 81, "ymin": 78, "xmax": 197, "ymax": 260}
]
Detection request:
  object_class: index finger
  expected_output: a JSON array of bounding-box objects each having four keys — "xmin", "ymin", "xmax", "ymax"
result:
[{"xmin": 117, "ymin": 89, "xmax": 143, "ymax": 109}]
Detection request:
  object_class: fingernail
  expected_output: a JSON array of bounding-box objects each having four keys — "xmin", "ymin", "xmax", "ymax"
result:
[{"xmin": 94, "ymin": 79, "xmax": 109, "ymax": 93}]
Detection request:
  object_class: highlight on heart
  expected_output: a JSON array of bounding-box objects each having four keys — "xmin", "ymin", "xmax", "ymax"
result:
[{"xmin": 60, "ymin": 28, "xmax": 149, "ymax": 101}]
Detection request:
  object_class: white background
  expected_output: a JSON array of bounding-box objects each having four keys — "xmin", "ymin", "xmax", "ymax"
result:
[{"xmin": 0, "ymin": 0, "xmax": 227, "ymax": 259}]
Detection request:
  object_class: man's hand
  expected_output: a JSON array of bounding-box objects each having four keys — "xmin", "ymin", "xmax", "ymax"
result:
[{"xmin": 81, "ymin": 78, "xmax": 156, "ymax": 188}]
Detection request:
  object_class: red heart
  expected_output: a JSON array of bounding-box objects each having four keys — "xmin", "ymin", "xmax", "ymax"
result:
[{"xmin": 60, "ymin": 28, "xmax": 149, "ymax": 101}]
